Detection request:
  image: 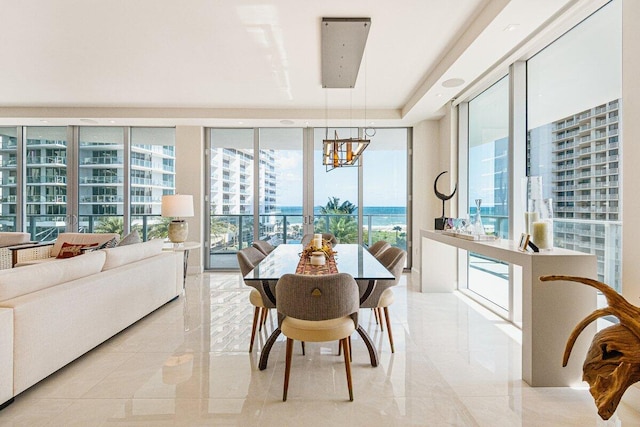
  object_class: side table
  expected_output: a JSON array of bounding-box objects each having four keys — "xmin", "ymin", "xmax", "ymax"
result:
[{"xmin": 163, "ymin": 241, "xmax": 200, "ymax": 288}]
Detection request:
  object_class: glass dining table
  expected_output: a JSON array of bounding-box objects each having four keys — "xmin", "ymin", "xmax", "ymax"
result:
[{"xmin": 244, "ymin": 243, "xmax": 394, "ymax": 370}]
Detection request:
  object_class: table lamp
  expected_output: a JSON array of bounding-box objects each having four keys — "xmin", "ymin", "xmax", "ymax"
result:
[{"xmin": 161, "ymin": 194, "xmax": 194, "ymax": 243}]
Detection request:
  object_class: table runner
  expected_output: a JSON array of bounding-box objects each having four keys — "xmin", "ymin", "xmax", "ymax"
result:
[{"xmin": 295, "ymin": 253, "xmax": 338, "ymax": 275}]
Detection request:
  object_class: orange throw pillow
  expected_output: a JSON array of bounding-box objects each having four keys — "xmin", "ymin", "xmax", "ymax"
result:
[{"xmin": 56, "ymin": 242, "xmax": 99, "ymax": 259}]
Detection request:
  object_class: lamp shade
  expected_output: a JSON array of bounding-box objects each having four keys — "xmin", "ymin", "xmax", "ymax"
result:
[{"xmin": 161, "ymin": 194, "xmax": 194, "ymax": 218}]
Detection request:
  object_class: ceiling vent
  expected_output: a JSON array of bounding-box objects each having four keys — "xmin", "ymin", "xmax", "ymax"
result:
[{"xmin": 321, "ymin": 18, "xmax": 371, "ymax": 88}]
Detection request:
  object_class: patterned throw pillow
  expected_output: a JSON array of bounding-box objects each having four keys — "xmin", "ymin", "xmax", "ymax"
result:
[
  {"xmin": 97, "ymin": 237, "xmax": 118, "ymax": 249},
  {"xmin": 56, "ymin": 242, "xmax": 99, "ymax": 259},
  {"xmin": 117, "ymin": 230, "xmax": 142, "ymax": 246}
]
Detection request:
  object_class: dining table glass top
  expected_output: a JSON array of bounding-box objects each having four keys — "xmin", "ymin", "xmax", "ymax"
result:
[{"xmin": 243, "ymin": 243, "xmax": 394, "ymax": 281}]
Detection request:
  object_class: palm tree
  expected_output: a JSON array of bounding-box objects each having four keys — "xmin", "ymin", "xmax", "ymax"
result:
[
  {"xmin": 316, "ymin": 197, "xmax": 358, "ymax": 243},
  {"xmin": 393, "ymin": 225, "xmax": 402, "ymax": 241},
  {"xmin": 148, "ymin": 216, "xmax": 172, "ymax": 239},
  {"xmin": 94, "ymin": 216, "xmax": 124, "ymax": 235}
]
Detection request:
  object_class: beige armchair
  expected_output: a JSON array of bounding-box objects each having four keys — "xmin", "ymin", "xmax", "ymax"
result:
[{"xmin": 9, "ymin": 232, "xmax": 119, "ymax": 267}]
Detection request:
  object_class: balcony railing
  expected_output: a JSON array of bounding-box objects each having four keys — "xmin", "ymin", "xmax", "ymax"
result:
[{"xmin": 208, "ymin": 213, "xmax": 408, "ymax": 268}]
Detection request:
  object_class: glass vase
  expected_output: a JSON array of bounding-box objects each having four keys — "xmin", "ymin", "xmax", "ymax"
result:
[
  {"xmin": 530, "ymin": 198, "xmax": 553, "ymax": 251},
  {"xmin": 523, "ymin": 176, "xmax": 543, "ymax": 234},
  {"xmin": 472, "ymin": 198, "xmax": 485, "ymax": 235}
]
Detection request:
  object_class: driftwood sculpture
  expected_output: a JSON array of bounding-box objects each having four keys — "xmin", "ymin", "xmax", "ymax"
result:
[{"xmin": 540, "ymin": 275, "xmax": 640, "ymax": 420}]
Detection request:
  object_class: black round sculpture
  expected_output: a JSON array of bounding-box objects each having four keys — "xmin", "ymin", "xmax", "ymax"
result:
[{"xmin": 434, "ymin": 171, "xmax": 457, "ymax": 230}]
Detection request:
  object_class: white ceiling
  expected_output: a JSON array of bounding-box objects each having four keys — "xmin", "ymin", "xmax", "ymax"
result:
[{"xmin": 0, "ymin": 0, "xmax": 586, "ymax": 128}]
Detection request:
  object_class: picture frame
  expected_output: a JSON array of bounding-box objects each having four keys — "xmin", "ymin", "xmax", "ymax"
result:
[{"xmin": 518, "ymin": 233, "xmax": 530, "ymax": 252}]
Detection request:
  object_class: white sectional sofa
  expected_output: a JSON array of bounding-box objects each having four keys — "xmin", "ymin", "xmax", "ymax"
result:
[{"xmin": 0, "ymin": 239, "xmax": 183, "ymax": 409}]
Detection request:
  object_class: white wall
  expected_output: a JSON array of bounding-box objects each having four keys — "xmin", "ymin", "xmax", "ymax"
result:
[{"xmin": 411, "ymin": 118, "xmax": 443, "ymax": 274}]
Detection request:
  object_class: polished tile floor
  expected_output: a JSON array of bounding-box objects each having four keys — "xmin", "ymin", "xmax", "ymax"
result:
[{"xmin": 1, "ymin": 272, "xmax": 639, "ymax": 426}]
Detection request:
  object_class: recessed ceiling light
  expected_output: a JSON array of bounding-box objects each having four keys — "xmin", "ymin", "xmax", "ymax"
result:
[
  {"xmin": 238, "ymin": 121, "xmax": 244, "ymax": 125},
  {"xmin": 109, "ymin": 120, "xmax": 116, "ymax": 124},
  {"xmin": 436, "ymin": 93, "xmax": 443, "ymax": 98},
  {"xmin": 280, "ymin": 119, "xmax": 294, "ymax": 125},
  {"xmin": 442, "ymin": 78, "xmax": 465, "ymax": 88},
  {"xmin": 80, "ymin": 118, "xmax": 98, "ymax": 124},
  {"xmin": 503, "ymin": 24, "xmax": 520, "ymax": 32},
  {"xmin": 40, "ymin": 120, "xmax": 49, "ymax": 123}
]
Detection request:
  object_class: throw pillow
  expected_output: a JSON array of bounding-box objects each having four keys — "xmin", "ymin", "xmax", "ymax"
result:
[
  {"xmin": 117, "ymin": 230, "xmax": 141, "ymax": 246},
  {"xmin": 97, "ymin": 237, "xmax": 118, "ymax": 249},
  {"xmin": 56, "ymin": 242, "xmax": 99, "ymax": 259}
]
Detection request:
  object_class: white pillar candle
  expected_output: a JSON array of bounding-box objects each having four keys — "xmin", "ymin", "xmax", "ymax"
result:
[
  {"xmin": 524, "ymin": 211, "xmax": 539, "ymax": 234},
  {"xmin": 532, "ymin": 220, "xmax": 551, "ymax": 250},
  {"xmin": 313, "ymin": 237, "xmax": 322, "ymax": 249}
]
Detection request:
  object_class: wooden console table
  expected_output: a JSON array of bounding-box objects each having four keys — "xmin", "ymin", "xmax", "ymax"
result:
[{"xmin": 420, "ymin": 229, "xmax": 597, "ymax": 387}]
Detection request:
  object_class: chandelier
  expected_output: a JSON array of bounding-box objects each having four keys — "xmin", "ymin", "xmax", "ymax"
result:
[
  {"xmin": 320, "ymin": 18, "xmax": 371, "ymax": 172},
  {"xmin": 322, "ymin": 131, "xmax": 370, "ymax": 171}
]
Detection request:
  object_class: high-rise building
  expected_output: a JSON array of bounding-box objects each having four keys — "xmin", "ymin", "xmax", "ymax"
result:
[{"xmin": 529, "ymin": 99, "xmax": 622, "ymax": 290}]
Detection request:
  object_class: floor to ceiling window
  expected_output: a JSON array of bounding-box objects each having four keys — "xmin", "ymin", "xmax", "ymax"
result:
[
  {"xmin": 209, "ymin": 129, "xmax": 255, "ymax": 268},
  {"xmin": 466, "ymin": 76, "xmax": 510, "ymax": 310},
  {"xmin": 313, "ymin": 128, "xmax": 359, "ymax": 243},
  {"xmin": 25, "ymin": 127, "xmax": 69, "ymax": 240},
  {"xmin": 258, "ymin": 128, "xmax": 304, "ymax": 245},
  {"xmin": 130, "ymin": 127, "xmax": 176, "ymax": 240},
  {"xmin": 0, "ymin": 127, "xmax": 19, "ymax": 231},
  {"xmin": 78, "ymin": 127, "xmax": 125, "ymax": 235},
  {"xmin": 527, "ymin": 0, "xmax": 622, "ymax": 291},
  {"xmin": 362, "ymin": 128, "xmax": 408, "ymax": 253},
  {"xmin": 0, "ymin": 125, "xmax": 176, "ymax": 241},
  {"xmin": 206, "ymin": 126, "xmax": 411, "ymax": 270}
]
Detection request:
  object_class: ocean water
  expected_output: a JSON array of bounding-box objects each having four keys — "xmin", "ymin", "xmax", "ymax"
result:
[{"xmin": 274, "ymin": 206, "xmax": 406, "ymax": 227}]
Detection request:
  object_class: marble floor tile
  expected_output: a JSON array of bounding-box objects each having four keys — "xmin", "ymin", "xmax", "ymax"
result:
[{"xmin": 1, "ymin": 271, "xmax": 640, "ymax": 426}]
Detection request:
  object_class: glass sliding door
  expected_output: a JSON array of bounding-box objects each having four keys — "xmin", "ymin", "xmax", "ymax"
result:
[
  {"xmin": 209, "ymin": 129, "xmax": 255, "ymax": 268},
  {"xmin": 25, "ymin": 127, "xmax": 69, "ymax": 240},
  {"xmin": 130, "ymin": 127, "xmax": 176, "ymax": 240},
  {"xmin": 527, "ymin": 0, "xmax": 622, "ymax": 291},
  {"xmin": 362, "ymin": 128, "xmax": 408, "ymax": 254},
  {"xmin": 313, "ymin": 128, "xmax": 359, "ymax": 243},
  {"xmin": 258, "ymin": 128, "xmax": 304, "ymax": 245},
  {"xmin": 0, "ymin": 127, "xmax": 19, "ymax": 231},
  {"xmin": 467, "ymin": 76, "xmax": 510, "ymax": 310}
]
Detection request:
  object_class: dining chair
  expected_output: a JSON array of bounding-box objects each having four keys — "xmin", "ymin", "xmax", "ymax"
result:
[
  {"xmin": 360, "ymin": 247, "xmax": 406, "ymax": 353},
  {"xmin": 367, "ymin": 240, "xmax": 391, "ymax": 257},
  {"xmin": 237, "ymin": 247, "xmax": 274, "ymax": 352},
  {"xmin": 252, "ymin": 240, "xmax": 275, "ymax": 256},
  {"xmin": 276, "ymin": 273, "xmax": 359, "ymax": 401}
]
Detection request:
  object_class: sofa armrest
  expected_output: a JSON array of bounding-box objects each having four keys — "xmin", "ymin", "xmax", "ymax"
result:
[
  {"xmin": 0, "ymin": 308, "xmax": 13, "ymax": 406},
  {"xmin": 8, "ymin": 242, "xmax": 54, "ymax": 267}
]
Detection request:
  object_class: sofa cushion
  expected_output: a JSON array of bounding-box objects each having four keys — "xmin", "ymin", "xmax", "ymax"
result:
[
  {"xmin": 0, "ymin": 251, "xmax": 106, "ymax": 301},
  {"xmin": 0, "ymin": 232, "xmax": 30, "ymax": 246},
  {"xmin": 51, "ymin": 233, "xmax": 120, "ymax": 257},
  {"xmin": 102, "ymin": 239, "xmax": 164, "ymax": 271}
]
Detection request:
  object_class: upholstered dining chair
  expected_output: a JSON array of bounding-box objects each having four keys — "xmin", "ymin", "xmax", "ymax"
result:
[
  {"xmin": 252, "ymin": 240, "xmax": 275, "ymax": 256},
  {"xmin": 237, "ymin": 247, "xmax": 274, "ymax": 352},
  {"xmin": 367, "ymin": 240, "xmax": 391, "ymax": 257},
  {"xmin": 276, "ymin": 273, "xmax": 359, "ymax": 401},
  {"xmin": 300, "ymin": 233, "xmax": 338, "ymax": 246},
  {"xmin": 360, "ymin": 247, "xmax": 406, "ymax": 353}
]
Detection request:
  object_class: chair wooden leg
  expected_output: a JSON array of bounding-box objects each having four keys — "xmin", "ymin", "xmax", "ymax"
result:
[
  {"xmin": 249, "ymin": 307, "xmax": 260, "ymax": 352},
  {"xmin": 348, "ymin": 336, "xmax": 352, "ymax": 362},
  {"xmin": 301, "ymin": 341, "xmax": 306, "ymax": 355},
  {"xmin": 378, "ymin": 308, "xmax": 384, "ymax": 331},
  {"xmin": 283, "ymin": 338, "xmax": 294, "ymax": 401},
  {"xmin": 342, "ymin": 337, "xmax": 354, "ymax": 401},
  {"xmin": 383, "ymin": 306, "xmax": 395, "ymax": 353},
  {"xmin": 259, "ymin": 308, "xmax": 268, "ymax": 331},
  {"xmin": 338, "ymin": 339, "xmax": 342, "ymax": 356},
  {"xmin": 373, "ymin": 308, "xmax": 379, "ymax": 325}
]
